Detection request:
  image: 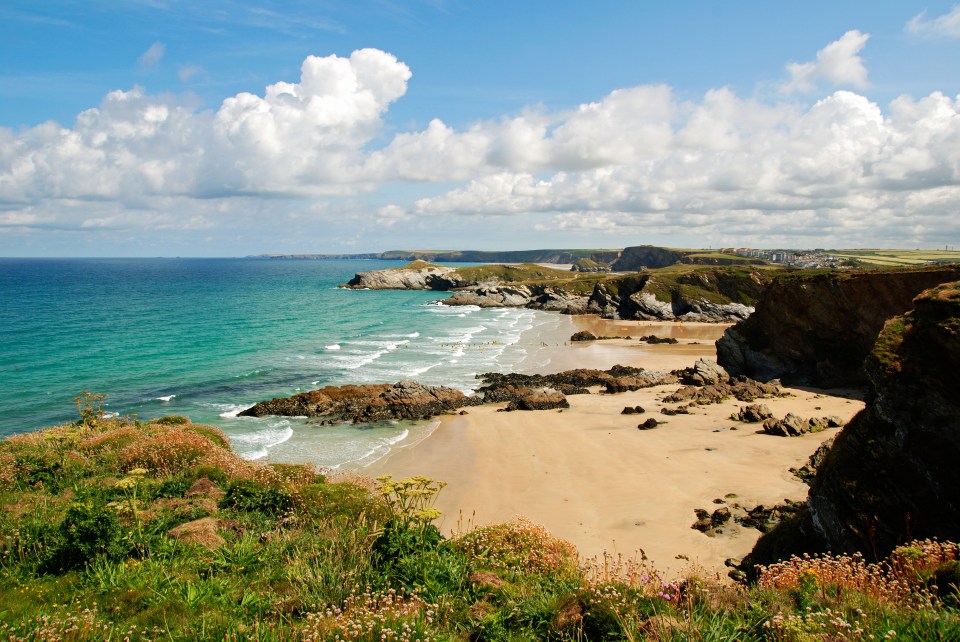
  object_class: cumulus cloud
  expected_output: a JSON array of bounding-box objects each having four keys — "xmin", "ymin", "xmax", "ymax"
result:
[
  {"xmin": 138, "ymin": 41, "xmax": 166, "ymax": 67},
  {"xmin": 2, "ymin": 40, "xmax": 960, "ymax": 251},
  {"xmin": 906, "ymin": 5, "xmax": 960, "ymax": 38},
  {"xmin": 782, "ymin": 30, "xmax": 870, "ymax": 94}
]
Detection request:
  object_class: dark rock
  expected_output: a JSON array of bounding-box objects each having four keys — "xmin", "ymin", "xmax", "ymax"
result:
[
  {"xmin": 240, "ymin": 380, "xmax": 473, "ymax": 423},
  {"xmin": 571, "ymin": 330, "xmax": 598, "ymax": 342},
  {"xmin": 732, "ymin": 403, "xmax": 774, "ymax": 423},
  {"xmin": 800, "ymin": 282, "xmax": 960, "ymax": 559},
  {"xmin": 505, "ymin": 388, "xmax": 569, "ymax": 411},
  {"xmin": 762, "ymin": 413, "xmax": 839, "ymax": 437},
  {"xmin": 790, "ymin": 436, "xmax": 836, "ymax": 484},
  {"xmin": 716, "ymin": 265, "xmax": 960, "ymax": 386},
  {"xmin": 444, "ymin": 284, "xmax": 589, "ymax": 314},
  {"xmin": 675, "ymin": 358, "xmax": 729, "ymax": 386},
  {"xmin": 587, "ymin": 282, "xmax": 621, "ymax": 318},
  {"xmin": 661, "ymin": 405, "xmax": 690, "ymax": 416},
  {"xmin": 638, "ymin": 418, "xmax": 660, "ymax": 430},
  {"xmin": 639, "ymin": 334, "xmax": 679, "ymax": 344},
  {"xmin": 621, "ymin": 406, "xmax": 646, "ymax": 415},
  {"xmin": 711, "ymin": 507, "xmax": 732, "ymax": 525},
  {"xmin": 762, "ymin": 413, "xmax": 809, "ymax": 437},
  {"xmin": 663, "ymin": 377, "xmax": 781, "ymax": 405},
  {"xmin": 735, "ymin": 500, "xmax": 802, "ymax": 533}
]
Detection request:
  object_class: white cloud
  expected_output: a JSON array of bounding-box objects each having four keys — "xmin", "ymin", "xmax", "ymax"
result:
[
  {"xmin": 2, "ymin": 40, "xmax": 960, "ymax": 252},
  {"xmin": 782, "ymin": 30, "xmax": 870, "ymax": 94},
  {"xmin": 906, "ymin": 5, "xmax": 960, "ymax": 38},
  {"xmin": 138, "ymin": 41, "xmax": 166, "ymax": 67}
]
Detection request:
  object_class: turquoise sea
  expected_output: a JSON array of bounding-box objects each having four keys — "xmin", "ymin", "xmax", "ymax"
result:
[{"xmin": 0, "ymin": 258, "xmax": 569, "ymax": 468}]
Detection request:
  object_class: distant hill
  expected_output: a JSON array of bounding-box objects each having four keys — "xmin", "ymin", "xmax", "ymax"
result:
[{"xmin": 255, "ymin": 249, "xmax": 621, "ymax": 264}]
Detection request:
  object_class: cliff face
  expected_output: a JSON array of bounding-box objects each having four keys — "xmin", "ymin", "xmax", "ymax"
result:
[
  {"xmin": 341, "ymin": 261, "xmax": 466, "ymax": 290},
  {"xmin": 716, "ymin": 266, "xmax": 960, "ymax": 387},
  {"xmin": 806, "ymin": 283, "xmax": 960, "ymax": 557},
  {"xmin": 750, "ymin": 283, "xmax": 959, "ymax": 564}
]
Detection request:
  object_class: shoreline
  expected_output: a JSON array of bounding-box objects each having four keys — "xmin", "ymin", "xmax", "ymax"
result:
[{"xmin": 365, "ymin": 314, "xmax": 865, "ymax": 576}]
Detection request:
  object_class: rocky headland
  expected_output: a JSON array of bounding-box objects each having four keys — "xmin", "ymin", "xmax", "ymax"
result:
[
  {"xmin": 341, "ymin": 257, "xmax": 774, "ymax": 323},
  {"xmin": 744, "ymin": 280, "xmax": 960, "ymax": 569},
  {"xmin": 716, "ymin": 265, "xmax": 960, "ymax": 386}
]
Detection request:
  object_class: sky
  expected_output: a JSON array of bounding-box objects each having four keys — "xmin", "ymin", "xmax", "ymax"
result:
[{"xmin": 2, "ymin": 1, "xmax": 960, "ymax": 257}]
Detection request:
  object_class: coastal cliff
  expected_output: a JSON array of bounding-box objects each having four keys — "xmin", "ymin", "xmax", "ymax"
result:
[
  {"xmin": 716, "ymin": 265, "xmax": 960, "ymax": 386},
  {"xmin": 748, "ymin": 281, "xmax": 960, "ymax": 565},
  {"xmin": 342, "ymin": 260, "xmax": 775, "ymax": 323}
]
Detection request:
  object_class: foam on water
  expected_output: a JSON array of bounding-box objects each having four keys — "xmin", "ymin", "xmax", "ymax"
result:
[{"xmin": 230, "ymin": 421, "xmax": 294, "ymax": 460}]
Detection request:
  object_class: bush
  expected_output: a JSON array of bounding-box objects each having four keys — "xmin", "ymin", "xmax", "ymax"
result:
[
  {"xmin": 222, "ymin": 480, "xmax": 295, "ymax": 516},
  {"xmin": 48, "ymin": 500, "xmax": 127, "ymax": 571}
]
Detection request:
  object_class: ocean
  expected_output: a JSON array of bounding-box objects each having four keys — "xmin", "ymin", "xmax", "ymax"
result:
[{"xmin": 0, "ymin": 258, "xmax": 571, "ymax": 468}]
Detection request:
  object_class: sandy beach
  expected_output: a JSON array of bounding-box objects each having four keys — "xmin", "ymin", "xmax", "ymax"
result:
[{"xmin": 365, "ymin": 315, "xmax": 865, "ymax": 577}]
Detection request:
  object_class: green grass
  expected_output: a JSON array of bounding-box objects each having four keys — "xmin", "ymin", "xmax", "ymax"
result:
[
  {"xmin": 830, "ymin": 249, "xmax": 960, "ymax": 266},
  {"xmin": 1, "ymin": 408, "xmax": 958, "ymax": 641}
]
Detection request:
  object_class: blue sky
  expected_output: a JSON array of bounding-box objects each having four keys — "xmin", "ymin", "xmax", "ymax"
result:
[{"xmin": 2, "ymin": 1, "xmax": 960, "ymax": 256}]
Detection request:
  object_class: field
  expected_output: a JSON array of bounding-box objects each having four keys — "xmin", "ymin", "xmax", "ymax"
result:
[{"xmin": 830, "ymin": 249, "xmax": 960, "ymax": 267}]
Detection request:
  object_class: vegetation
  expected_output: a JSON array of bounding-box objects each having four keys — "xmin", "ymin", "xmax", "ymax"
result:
[
  {"xmin": 1, "ymin": 403, "xmax": 959, "ymax": 640},
  {"xmin": 828, "ymin": 249, "xmax": 960, "ymax": 267}
]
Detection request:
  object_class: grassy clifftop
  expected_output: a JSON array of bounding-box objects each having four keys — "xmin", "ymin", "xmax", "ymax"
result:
[{"xmin": 1, "ymin": 404, "xmax": 959, "ymax": 640}]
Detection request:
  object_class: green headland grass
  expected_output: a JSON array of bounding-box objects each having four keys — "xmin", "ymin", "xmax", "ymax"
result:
[{"xmin": 1, "ymin": 401, "xmax": 958, "ymax": 640}]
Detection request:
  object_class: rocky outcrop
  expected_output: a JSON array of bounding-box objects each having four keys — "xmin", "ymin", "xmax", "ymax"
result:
[
  {"xmin": 239, "ymin": 381, "xmax": 473, "ymax": 423},
  {"xmin": 571, "ymin": 258, "xmax": 611, "ymax": 272},
  {"xmin": 662, "ymin": 377, "xmax": 781, "ymax": 405},
  {"xmin": 444, "ymin": 284, "xmax": 588, "ymax": 314},
  {"xmin": 748, "ymin": 281, "xmax": 960, "ymax": 564},
  {"xmin": 790, "ymin": 437, "xmax": 836, "ymax": 484},
  {"xmin": 675, "ymin": 358, "xmax": 728, "ymax": 386},
  {"xmin": 613, "ymin": 271, "xmax": 765, "ymax": 323},
  {"xmin": 586, "ymin": 282, "xmax": 622, "ymax": 318},
  {"xmin": 504, "ymin": 389, "xmax": 569, "ymax": 411},
  {"xmin": 610, "ymin": 246, "xmax": 686, "ymax": 271},
  {"xmin": 731, "ymin": 403, "xmax": 774, "ymax": 423},
  {"xmin": 760, "ymin": 413, "xmax": 842, "ymax": 437},
  {"xmin": 342, "ymin": 259, "xmax": 771, "ymax": 323},
  {"xmin": 716, "ymin": 265, "xmax": 960, "ymax": 386},
  {"xmin": 342, "ymin": 261, "xmax": 466, "ymax": 290},
  {"xmin": 475, "ymin": 365, "xmax": 678, "ymax": 401}
]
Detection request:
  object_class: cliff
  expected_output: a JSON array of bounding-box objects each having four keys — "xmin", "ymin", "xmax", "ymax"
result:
[
  {"xmin": 343, "ymin": 260, "xmax": 777, "ymax": 323},
  {"xmin": 341, "ymin": 260, "xmax": 467, "ymax": 290},
  {"xmin": 716, "ymin": 265, "xmax": 960, "ymax": 387},
  {"xmin": 748, "ymin": 282, "xmax": 960, "ymax": 565}
]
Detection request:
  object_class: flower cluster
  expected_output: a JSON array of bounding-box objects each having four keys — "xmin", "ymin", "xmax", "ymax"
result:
[
  {"xmin": 451, "ymin": 517, "xmax": 578, "ymax": 578},
  {"xmin": 759, "ymin": 539, "xmax": 959, "ymax": 605},
  {"xmin": 764, "ymin": 607, "xmax": 897, "ymax": 641},
  {"xmin": 300, "ymin": 587, "xmax": 438, "ymax": 642}
]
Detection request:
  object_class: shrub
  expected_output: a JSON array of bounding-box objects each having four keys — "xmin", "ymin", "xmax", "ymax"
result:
[
  {"xmin": 120, "ymin": 427, "xmax": 224, "ymax": 476},
  {"xmin": 48, "ymin": 500, "xmax": 127, "ymax": 570},
  {"xmin": 222, "ymin": 479, "xmax": 295, "ymax": 516},
  {"xmin": 452, "ymin": 518, "xmax": 579, "ymax": 580},
  {"xmin": 152, "ymin": 415, "xmax": 190, "ymax": 426}
]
